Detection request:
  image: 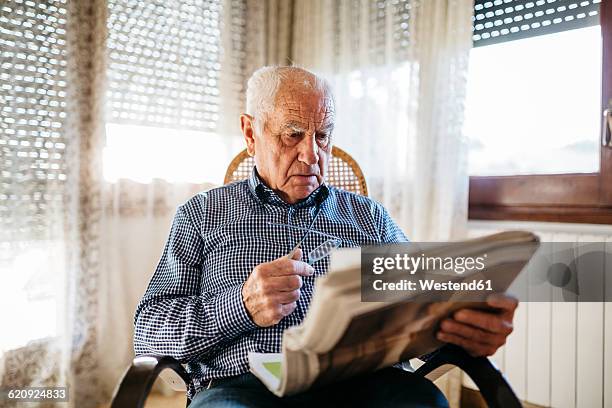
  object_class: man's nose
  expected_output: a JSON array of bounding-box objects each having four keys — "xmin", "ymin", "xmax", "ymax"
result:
[{"xmin": 297, "ymin": 133, "xmax": 319, "ymax": 165}]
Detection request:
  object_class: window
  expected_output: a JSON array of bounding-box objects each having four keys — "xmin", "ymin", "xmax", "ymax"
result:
[
  {"xmin": 104, "ymin": 0, "xmax": 247, "ymax": 184},
  {"xmin": 466, "ymin": 0, "xmax": 612, "ymax": 223},
  {"xmin": 465, "ymin": 26, "xmax": 601, "ymax": 176},
  {"xmin": 0, "ymin": 0, "xmax": 68, "ymax": 352}
]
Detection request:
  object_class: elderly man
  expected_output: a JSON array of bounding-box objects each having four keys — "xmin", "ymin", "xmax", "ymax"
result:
[{"xmin": 134, "ymin": 66, "xmax": 517, "ymax": 407}]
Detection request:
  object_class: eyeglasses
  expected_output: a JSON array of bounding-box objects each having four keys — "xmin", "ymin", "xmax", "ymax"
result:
[
  {"xmin": 267, "ymin": 222, "xmax": 342, "ymax": 265},
  {"xmin": 307, "ymin": 237, "xmax": 341, "ymax": 265}
]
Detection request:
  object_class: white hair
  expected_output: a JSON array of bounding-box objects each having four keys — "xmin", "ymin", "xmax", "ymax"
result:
[{"xmin": 245, "ymin": 66, "xmax": 334, "ymax": 134}]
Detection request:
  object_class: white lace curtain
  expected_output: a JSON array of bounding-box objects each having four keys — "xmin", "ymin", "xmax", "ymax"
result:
[
  {"xmin": 0, "ymin": 0, "xmax": 107, "ymax": 406},
  {"xmin": 98, "ymin": 0, "xmax": 248, "ymax": 398},
  {"xmin": 1, "ymin": 0, "xmax": 248, "ymax": 406}
]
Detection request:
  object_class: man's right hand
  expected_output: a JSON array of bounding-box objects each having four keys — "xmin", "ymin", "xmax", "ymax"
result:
[{"xmin": 242, "ymin": 248, "xmax": 314, "ymax": 327}]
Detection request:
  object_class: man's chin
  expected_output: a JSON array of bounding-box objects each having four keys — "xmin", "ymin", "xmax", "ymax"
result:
[{"xmin": 287, "ymin": 184, "xmax": 319, "ymax": 203}]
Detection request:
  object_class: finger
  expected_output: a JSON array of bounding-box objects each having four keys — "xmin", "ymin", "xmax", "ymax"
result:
[
  {"xmin": 278, "ymin": 259, "xmax": 314, "ymax": 277},
  {"xmin": 267, "ymin": 275, "xmax": 303, "ymax": 292},
  {"xmin": 454, "ymin": 309, "xmax": 513, "ymax": 335},
  {"xmin": 486, "ymin": 293, "xmax": 518, "ymax": 312},
  {"xmin": 276, "ymin": 289, "xmax": 301, "ymax": 304},
  {"xmin": 290, "ymin": 260, "xmax": 315, "ymax": 277},
  {"xmin": 436, "ymin": 331, "xmax": 496, "ymax": 357},
  {"xmin": 289, "ymin": 247, "xmax": 303, "ymax": 261},
  {"xmin": 440, "ymin": 319, "xmax": 505, "ymax": 347},
  {"xmin": 280, "ymin": 302, "xmax": 297, "ymax": 317},
  {"xmin": 266, "ymin": 259, "xmax": 314, "ymax": 277}
]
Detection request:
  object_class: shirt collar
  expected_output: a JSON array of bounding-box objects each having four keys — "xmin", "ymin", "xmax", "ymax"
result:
[{"xmin": 248, "ymin": 167, "xmax": 329, "ymax": 209}]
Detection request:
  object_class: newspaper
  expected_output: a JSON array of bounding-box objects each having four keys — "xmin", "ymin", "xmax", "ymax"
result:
[{"xmin": 249, "ymin": 231, "xmax": 540, "ymax": 396}]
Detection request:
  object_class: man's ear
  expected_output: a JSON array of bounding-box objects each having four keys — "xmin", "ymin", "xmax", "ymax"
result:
[{"xmin": 240, "ymin": 114, "xmax": 256, "ymax": 157}]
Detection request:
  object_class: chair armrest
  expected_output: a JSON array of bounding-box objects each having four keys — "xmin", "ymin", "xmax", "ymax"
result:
[
  {"xmin": 415, "ymin": 344, "xmax": 522, "ymax": 408},
  {"xmin": 110, "ymin": 354, "xmax": 191, "ymax": 408}
]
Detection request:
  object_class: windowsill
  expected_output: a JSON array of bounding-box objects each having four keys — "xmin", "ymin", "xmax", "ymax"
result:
[
  {"xmin": 467, "ymin": 218, "xmax": 612, "ymax": 235},
  {"xmin": 469, "ymin": 204, "xmax": 612, "ymax": 224}
]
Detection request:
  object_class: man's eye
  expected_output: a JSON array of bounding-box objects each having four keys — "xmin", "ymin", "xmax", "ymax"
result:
[{"xmin": 316, "ymin": 134, "xmax": 330, "ymax": 145}]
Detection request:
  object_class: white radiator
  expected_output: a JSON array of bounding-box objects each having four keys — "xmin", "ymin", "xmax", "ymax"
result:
[{"xmin": 465, "ymin": 220, "xmax": 612, "ymax": 408}]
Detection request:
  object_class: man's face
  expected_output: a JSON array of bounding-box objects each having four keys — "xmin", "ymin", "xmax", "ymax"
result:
[{"xmin": 242, "ymin": 83, "xmax": 335, "ymax": 204}]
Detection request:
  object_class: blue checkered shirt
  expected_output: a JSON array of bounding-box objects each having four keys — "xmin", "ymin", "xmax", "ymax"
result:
[{"xmin": 134, "ymin": 168, "xmax": 408, "ymax": 398}]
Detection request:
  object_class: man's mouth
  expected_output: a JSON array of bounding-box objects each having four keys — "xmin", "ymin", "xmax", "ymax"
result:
[{"xmin": 292, "ymin": 174, "xmax": 318, "ymax": 183}]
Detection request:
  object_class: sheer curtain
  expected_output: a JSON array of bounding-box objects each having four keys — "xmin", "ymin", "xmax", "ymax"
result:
[
  {"xmin": 250, "ymin": 0, "xmax": 473, "ymax": 242},
  {"xmin": 98, "ymin": 0, "xmax": 249, "ymax": 397},
  {"xmin": 1, "ymin": 0, "xmax": 108, "ymax": 406},
  {"xmin": 1, "ymin": 0, "xmax": 249, "ymax": 406}
]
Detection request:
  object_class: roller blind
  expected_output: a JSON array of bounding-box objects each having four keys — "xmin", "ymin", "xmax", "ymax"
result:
[
  {"xmin": 106, "ymin": 0, "xmax": 247, "ymax": 132},
  {"xmin": 473, "ymin": 0, "xmax": 601, "ymax": 46},
  {"xmin": 0, "ymin": 0, "xmax": 68, "ymax": 247}
]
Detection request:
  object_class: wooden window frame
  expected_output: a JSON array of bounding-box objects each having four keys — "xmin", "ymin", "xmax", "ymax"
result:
[{"xmin": 468, "ymin": 1, "xmax": 612, "ymax": 224}]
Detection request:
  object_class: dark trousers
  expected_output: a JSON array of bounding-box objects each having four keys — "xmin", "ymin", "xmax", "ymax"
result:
[{"xmin": 189, "ymin": 367, "xmax": 449, "ymax": 408}]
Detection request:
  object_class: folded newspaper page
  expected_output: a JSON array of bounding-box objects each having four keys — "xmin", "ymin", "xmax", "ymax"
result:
[{"xmin": 249, "ymin": 231, "xmax": 540, "ymax": 396}]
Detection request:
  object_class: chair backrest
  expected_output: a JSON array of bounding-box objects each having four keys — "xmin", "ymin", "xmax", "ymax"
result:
[{"xmin": 223, "ymin": 146, "xmax": 368, "ymax": 196}]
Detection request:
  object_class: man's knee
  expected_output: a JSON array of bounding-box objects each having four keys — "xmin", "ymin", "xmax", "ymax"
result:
[
  {"xmin": 356, "ymin": 367, "xmax": 449, "ymax": 407},
  {"xmin": 188, "ymin": 374, "xmax": 284, "ymax": 408}
]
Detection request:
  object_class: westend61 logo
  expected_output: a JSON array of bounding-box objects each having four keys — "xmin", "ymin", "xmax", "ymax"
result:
[
  {"xmin": 360, "ymin": 241, "xmax": 612, "ymax": 303},
  {"xmin": 372, "ymin": 253, "xmax": 487, "ymax": 275},
  {"xmin": 361, "ymin": 243, "xmax": 498, "ymax": 302},
  {"xmin": 367, "ymin": 252, "xmax": 493, "ymax": 298}
]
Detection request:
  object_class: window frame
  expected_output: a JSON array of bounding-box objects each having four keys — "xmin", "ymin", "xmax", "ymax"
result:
[{"xmin": 468, "ymin": 1, "xmax": 612, "ymax": 224}]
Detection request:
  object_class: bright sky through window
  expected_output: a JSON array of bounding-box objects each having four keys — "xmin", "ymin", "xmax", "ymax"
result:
[
  {"xmin": 0, "ymin": 242, "xmax": 64, "ymax": 352},
  {"xmin": 103, "ymin": 124, "xmax": 231, "ymax": 184},
  {"xmin": 464, "ymin": 26, "xmax": 602, "ymax": 176}
]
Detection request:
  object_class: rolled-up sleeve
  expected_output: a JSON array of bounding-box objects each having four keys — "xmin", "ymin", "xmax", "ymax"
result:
[{"xmin": 133, "ymin": 204, "xmax": 257, "ymax": 363}]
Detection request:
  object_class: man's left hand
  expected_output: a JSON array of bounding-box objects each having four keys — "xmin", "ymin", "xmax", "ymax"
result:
[{"xmin": 436, "ymin": 293, "xmax": 518, "ymax": 357}]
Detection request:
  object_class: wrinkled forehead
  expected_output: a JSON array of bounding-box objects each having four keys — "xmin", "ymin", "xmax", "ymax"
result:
[{"xmin": 272, "ymin": 85, "xmax": 335, "ymax": 128}]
